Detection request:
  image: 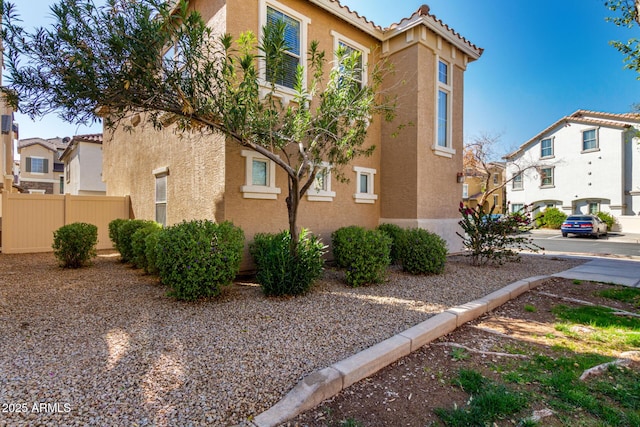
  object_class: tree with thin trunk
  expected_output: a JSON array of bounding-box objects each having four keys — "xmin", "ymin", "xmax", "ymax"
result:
[{"xmin": 0, "ymin": 0, "xmax": 396, "ymax": 254}]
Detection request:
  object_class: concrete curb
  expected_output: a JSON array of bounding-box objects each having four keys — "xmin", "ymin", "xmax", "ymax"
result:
[{"xmin": 250, "ymin": 275, "xmax": 549, "ymax": 427}]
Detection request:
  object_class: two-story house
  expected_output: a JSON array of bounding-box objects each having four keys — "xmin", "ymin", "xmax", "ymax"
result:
[
  {"xmin": 462, "ymin": 162, "xmax": 506, "ymax": 214},
  {"xmin": 103, "ymin": 1, "xmax": 483, "ymax": 260},
  {"xmin": 505, "ymin": 110, "xmax": 640, "ymax": 217},
  {"xmin": 59, "ymin": 134, "xmax": 106, "ymax": 196},
  {"xmin": 17, "ymin": 137, "xmax": 69, "ymax": 194}
]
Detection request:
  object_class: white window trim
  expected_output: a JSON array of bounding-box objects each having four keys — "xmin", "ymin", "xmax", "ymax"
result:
[
  {"xmin": 433, "ymin": 56, "xmax": 454, "ymax": 158},
  {"xmin": 306, "ymin": 162, "xmax": 336, "ymax": 202},
  {"xmin": 28, "ymin": 156, "xmax": 47, "ymax": 175},
  {"xmin": 241, "ymin": 150, "xmax": 281, "ymax": 199},
  {"xmin": 540, "ymin": 136, "xmax": 554, "ymax": 159},
  {"xmin": 258, "ymin": 0, "xmax": 310, "ymax": 102},
  {"xmin": 330, "ymin": 30, "xmax": 369, "ymax": 87},
  {"xmin": 581, "ymin": 127, "xmax": 600, "ymax": 153},
  {"xmin": 462, "ymin": 183, "xmax": 468, "ymax": 199},
  {"xmin": 153, "ymin": 167, "xmax": 169, "ymax": 226},
  {"xmin": 540, "ymin": 166, "xmax": 554, "ymax": 188},
  {"xmin": 512, "ymin": 172, "xmax": 523, "ymax": 190},
  {"xmin": 353, "ymin": 166, "xmax": 378, "ymax": 204}
]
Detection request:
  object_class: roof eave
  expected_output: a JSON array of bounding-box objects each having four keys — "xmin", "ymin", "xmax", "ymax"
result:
[
  {"xmin": 307, "ymin": 0, "xmax": 383, "ymax": 39},
  {"xmin": 384, "ymin": 16, "xmax": 482, "ymax": 60}
]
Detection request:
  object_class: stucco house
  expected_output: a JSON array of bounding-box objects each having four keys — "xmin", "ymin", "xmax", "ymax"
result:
[
  {"xmin": 17, "ymin": 137, "xmax": 69, "ymax": 194},
  {"xmin": 504, "ymin": 110, "xmax": 640, "ymax": 217},
  {"xmin": 462, "ymin": 162, "xmax": 506, "ymax": 214},
  {"xmin": 103, "ymin": 1, "xmax": 483, "ymax": 261},
  {"xmin": 59, "ymin": 134, "xmax": 106, "ymax": 196}
]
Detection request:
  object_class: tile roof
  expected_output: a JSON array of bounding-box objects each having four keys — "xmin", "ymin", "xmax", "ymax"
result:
[
  {"xmin": 17, "ymin": 137, "xmax": 70, "ymax": 152},
  {"xmin": 504, "ymin": 110, "xmax": 640, "ymax": 159}
]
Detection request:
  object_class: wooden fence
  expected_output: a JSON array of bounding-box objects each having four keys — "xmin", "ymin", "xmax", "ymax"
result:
[{"xmin": 1, "ymin": 192, "xmax": 130, "ymax": 253}]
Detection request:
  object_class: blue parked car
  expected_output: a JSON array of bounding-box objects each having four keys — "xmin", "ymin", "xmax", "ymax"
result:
[{"xmin": 561, "ymin": 215, "xmax": 607, "ymax": 238}]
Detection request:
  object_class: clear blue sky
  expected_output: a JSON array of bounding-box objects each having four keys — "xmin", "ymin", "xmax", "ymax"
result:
[{"xmin": 10, "ymin": 0, "xmax": 640, "ymax": 157}]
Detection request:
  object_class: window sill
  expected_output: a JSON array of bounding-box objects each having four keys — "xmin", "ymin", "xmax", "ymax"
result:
[
  {"xmin": 432, "ymin": 144, "xmax": 456, "ymax": 158},
  {"xmin": 511, "ymin": 188, "xmax": 524, "ymax": 191},
  {"xmin": 353, "ymin": 193, "xmax": 378, "ymax": 204},
  {"xmin": 540, "ymin": 155, "xmax": 555, "ymax": 160},
  {"xmin": 581, "ymin": 148, "xmax": 600, "ymax": 154},
  {"xmin": 306, "ymin": 190, "xmax": 336, "ymax": 202},
  {"xmin": 241, "ymin": 185, "xmax": 281, "ymax": 200},
  {"xmin": 539, "ymin": 185, "xmax": 555, "ymax": 189},
  {"xmin": 259, "ymin": 82, "xmax": 309, "ymax": 105}
]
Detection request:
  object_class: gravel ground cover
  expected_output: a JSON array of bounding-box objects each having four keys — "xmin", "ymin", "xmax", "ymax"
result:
[{"xmin": 0, "ymin": 251, "xmax": 584, "ymax": 426}]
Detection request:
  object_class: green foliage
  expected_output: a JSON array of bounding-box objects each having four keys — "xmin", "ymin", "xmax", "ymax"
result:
[
  {"xmin": 52, "ymin": 222, "xmax": 98, "ymax": 268},
  {"xmin": 155, "ymin": 220, "xmax": 244, "ymax": 301},
  {"xmin": 108, "ymin": 218, "xmax": 128, "ymax": 251},
  {"xmin": 534, "ymin": 207, "xmax": 566, "ymax": 229},
  {"xmin": 597, "ymin": 287, "xmax": 640, "ymax": 307},
  {"xmin": 596, "ymin": 211, "xmax": 617, "ymax": 231},
  {"xmin": 376, "ymin": 223, "xmax": 404, "ymax": 264},
  {"xmin": 0, "ymin": 0, "xmax": 396, "ymax": 258},
  {"xmin": 144, "ymin": 230, "xmax": 163, "ymax": 275},
  {"xmin": 457, "ymin": 204, "xmax": 541, "ymax": 266},
  {"xmin": 250, "ymin": 229, "xmax": 325, "ymax": 296},
  {"xmin": 436, "ymin": 369, "xmax": 528, "ymax": 426},
  {"xmin": 117, "ymin": 219, "xmax": 155, "ymax": 263},
  {"xmin": 396, "ymin": 228, "xmax": 447, "ymax": 275},
  {"xmin": 331, "ymin": 226, "xmax": 391, "ymax": 287},
  {"xmin": 131, "ymin": 222, "xmax": 163, "ymax": 270},
  {"xmin": 605, "ymin": 0, "xmax": 640, "ymax": 75}
]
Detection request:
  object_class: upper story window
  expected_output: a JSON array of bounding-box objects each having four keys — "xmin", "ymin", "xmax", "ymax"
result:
[
  {"xmin": 540, "ymin": 167, "xmax": 554, "ymax": 187},
  {"xmin": 331, "ymin": 31, "xmax": 369, "ymax": 90},
  {"xmin": 582, "ymin": 128, "xmax": 598, "ymax": 152},
  {"xmin": 540, "ymin": 138, "xmax": 553, "ymax": 158},
  {"xmin": 26, "ymin": 157, "xmax": 48, "ymax": 174},
  {"xmin": 462, "ymin": 183, "xmax": 468, "ymax": 199},
  {"xmin": 434, "ymin": 58, "xmax": 454, "ymax": 158},
  {"xmin": 512, "ymin": 172, "xmax": 523, "ymax": 190},
  {"xmin": 260, "ymin": 1, "xmax": 309, "ymax": 95},
  {"xmin": 438, "ymin": 61, "xmax": 448, "ymax": 85},
  {"xmin": 492, "ymin": 173, "xmax": 499, "ymax": 185}
]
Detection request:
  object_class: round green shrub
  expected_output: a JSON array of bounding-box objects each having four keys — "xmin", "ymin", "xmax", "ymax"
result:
[
  {"xmin": 250, "ymin": 229, "xmax": 326, "ymax": 296},
  {"xmin": 534, "ymin": 207, "xmax": 566, "ymax": 229},
  {"xmin": 376, "ymin": 223, "xmax": 404, "ymax": 264},
  {"xmin": 397, "ymin": 228, "xmax": 447, "ymax": 275},
  {"xmin": 596, "ymin": 211, "xmax": 616, "ymax": 231},
  {"xmin": 117, "ymin": 219, "xmax": 155, "ymax": 263},
  {"xmin": 52, "ymin": 222, "xmax": 98, "ymax": 268},
  {"xmin": 332, "ymin": 226, "xmax": 392, "ymax": 287},
  {"xmin": 155, "ymin": 220, "xmax": 244, "ymax": 301},
  {"xmin": 131, "ymin": 222, "xmax": 163, "ymax": 270}
]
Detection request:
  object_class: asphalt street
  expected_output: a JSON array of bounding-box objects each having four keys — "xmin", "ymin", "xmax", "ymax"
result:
[{"xmin": 529, "ymin": 230, "xmax": 640, "ymax": 258}]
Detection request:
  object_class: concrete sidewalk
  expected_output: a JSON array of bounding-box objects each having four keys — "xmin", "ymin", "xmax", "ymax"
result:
[
  {"xmin": 553, "ymin": 258, "xmax": 640, "ymax": 287},
  {"xmin": 250, "ymin": 257, "xmax": 640, "ymax": 427}
]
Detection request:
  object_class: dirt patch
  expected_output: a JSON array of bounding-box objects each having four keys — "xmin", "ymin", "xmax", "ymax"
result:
[{"xmin": 286, "ymin": 278, "xmax": 640, "ymax": 426}]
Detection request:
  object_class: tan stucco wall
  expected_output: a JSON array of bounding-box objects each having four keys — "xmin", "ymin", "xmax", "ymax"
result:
[{"xmin": 103, "ymin": 122, "xmax": 227, "ymax": 225}]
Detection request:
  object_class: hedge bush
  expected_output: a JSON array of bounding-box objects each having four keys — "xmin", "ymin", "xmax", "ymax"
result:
[
  {"xmin": 108, "ymin": 218, "xmax": 128, "ymax": 252},
  {"xmin": 131, "ymin": 222, "xmax": 163, "ymax": 271},
  {"xmin": 144, "ymin": 230, "xmax": 163, "ymax": 275},
  {"xmin": 376, "ymin": 223, "xmax": 404, "ymax": 264},
  {"xmin": 52, "ymin": 222, "xmax": 98, "ymax": 268},
  {"xmin": 534, "ymin": 207, "xmax": 566, "ymax": 229},
  {"xmin": 117, "ymin": 219, "xmax": 155, "ymax": 263},
  {"xmin": 331, "ymin": 226, "xmax": 391, "ymax": 287},
  {"xmin": 155, "ymin": 220, "xmax": 244, "ymax": 301},
  {"xmin": 596, "ymin": 211, "xmax": 616, "ymax": 231},
  {"xmin": 250, "ymin": 229, "xmax": 325, "ymax": 296},
  {"xmin": 396, "ymin": 228, "xmax": 447, "ymax": 275}
]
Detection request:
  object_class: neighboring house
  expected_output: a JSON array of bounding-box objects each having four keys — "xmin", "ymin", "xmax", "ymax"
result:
[
  {"xmin": 103, "ymin": 1, "xmax": 483, "ymax": 261},
  {"xmin": 17, "ymin": 137, "xmax": 69, "ymax": 194},
  {"xmin": 462, "ymin": 162, "xmax": 506, "ymax": 214},
  {"xmin": 59, "ymin": 134, "xmax": 106, "ymax": 196},
  {"xmin": 505, "ymin": 110, "xmax": 640, "ymax": 217}
]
